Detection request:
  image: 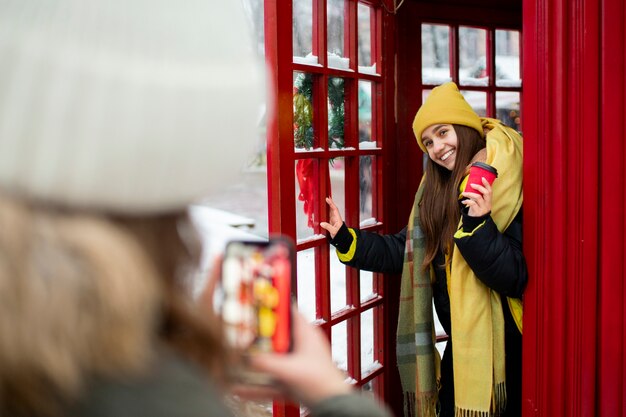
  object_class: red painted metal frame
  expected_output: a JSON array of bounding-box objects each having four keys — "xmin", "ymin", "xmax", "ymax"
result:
[
  {"xmin": 522, "ymin": 0, "xmax": 605, "ymax": 415},
  {"xmin": 264, "ymin": 2, "xmax": 299, "ymax": 416},
  {"xmin": 265, "ymin": 1, "xmax": 395, "ymax": 415},
  {"xmin": 599, "ymin": 0, "xmax": 626, "ymax": 416}
]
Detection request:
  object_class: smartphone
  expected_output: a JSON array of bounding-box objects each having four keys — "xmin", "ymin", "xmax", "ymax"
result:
[{"xmin": 219, "ymin": 237, "xmax": 295, "ymax": 357}]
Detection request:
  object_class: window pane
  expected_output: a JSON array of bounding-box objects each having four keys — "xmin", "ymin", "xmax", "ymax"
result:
[
  {"xmin": 295, "ymin": 159, "xmax": 320, "ymax": 242},
  {"xmin": 495, "ymin": 30, "xmax": 521, "ymax": 87},
  {"xmin": 358, "ymin": 80, "xmax": 373, "ymax": 146},
  {"xmin": 297, "ymin": 247, "xmax": 317, "ymax": 322},
  {"xmin": 496, "ymin": 91, "xmax": 521, "ymax": 131},
  {"xmin": 332, "ymin": 320, "xmax": 348, "ymax": 372},
  {"xmin": 360, "ymin": 270, "xmax": 374, "ymax": 302},
  {"xmin": 461, "ymin": 90, "xmax": 487, "ymax": 117},
  {"xmin": 357, "ymin": 3, "xmax": 373, "ymax": 71},
  {"xmin": 359, "ymin": 156, "xmax": 374, "ymax": 225},
  {"xmin": 328, "ymin": 77, "xmax": 346, "ymax": 149},
  {"xmin": 421, "ymin": 24, "xmax": 451, "ymax": 84},
  {"xmin": 422, "ymin": 88, "xmax": 432, "ymax": 103},
  {"xmin": 327, "ymin": 0, "xmax": 348, "ymax": 69},
  {"xmin": 361, "ymin": 308, "xmax": 375, "ymax": 377},
  {"xmin": 293, "ymin": 0, "xmax": 313, "ymax": 60},
  {"xmin": 294, "ymin": 72, "xmax": 316, "ymax": 151},
  {"xmin": 330, "ymin": 243, "xmax": 347, "ymax": 313},
  {"xmin": 459, "ymin": 26, "xmax": 488, "ymax": 87},
  {"xmin": 329, "ymin": 157, "xmax": 347, "ymax": 313},
  {"xmin": 329, "ymin": 157, "xmax": 346, "ymax": 214}
]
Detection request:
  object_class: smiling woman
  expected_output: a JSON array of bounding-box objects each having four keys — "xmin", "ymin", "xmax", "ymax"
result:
[{"xmin": 323, "ymin": 81, "xmax": 526, "ymax": 417}]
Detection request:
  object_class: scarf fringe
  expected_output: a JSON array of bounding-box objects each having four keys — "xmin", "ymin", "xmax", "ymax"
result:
[
  {"xmin": 403, "ymin": 392, "xmax": 438, "ymax": 417},
  {"xmin": 492, "ymin": 381, "xmax": 507, "ymax": 416},
  {"xmin": 454, "ymin": 381, "xmax": 507, "ymax": 417},
  {"xmin": 454, "ymin": 408, "xmax": 490, "ymax": 417}
]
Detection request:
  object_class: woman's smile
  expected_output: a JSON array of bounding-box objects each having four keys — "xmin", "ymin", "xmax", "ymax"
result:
[{"xmin": 440, "ymin": 149, "xmax": 455, "ymax": 161}]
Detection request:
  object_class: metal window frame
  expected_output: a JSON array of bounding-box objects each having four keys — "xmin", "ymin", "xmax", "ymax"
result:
[{"xmin": 264, "ymin": 1, "xmax": 390, "ymax": 415}]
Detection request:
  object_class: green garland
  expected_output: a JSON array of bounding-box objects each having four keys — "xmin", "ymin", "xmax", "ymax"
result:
[{"xmin": 293, "ymin": 73, "xmax": 345, "ymax": 150}]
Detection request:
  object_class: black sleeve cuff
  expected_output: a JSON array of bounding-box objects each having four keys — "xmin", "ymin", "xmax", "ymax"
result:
[
  {"xmin": 461, "ymin": 210, "xmax": 491, "ymax": 232},
  {"xmin": 329, "ymin": 223, "xmax": 353, "ymax": 253}
]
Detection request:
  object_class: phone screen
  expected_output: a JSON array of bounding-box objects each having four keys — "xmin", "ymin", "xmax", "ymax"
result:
[{"xmin": 220, "ymin": 238, "xmax": 294, "ymax": 354}]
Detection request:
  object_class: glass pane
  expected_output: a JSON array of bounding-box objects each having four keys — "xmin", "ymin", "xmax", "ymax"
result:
[
  {"xmin": 361, "ymin": 308, "xmax": 375, "ymax": 377},
  {"xmin": 294, "ymin": 72, "xmax": 316, "ymax": 150},
  {"xmin": 358, "ymin": 81, "xmax": 373, "ymax": 146},
  {"xmin": 328, "ymin": 77, "xmax": 346, "ymax": 149},
  {"xmin": 293, "ymin": 0, "xmax": 313, "ymax": 60},
  {"xmin": 496, "ymin": 91, "xmax": 521, "ymax": 131},
  {"xmin": 422, "ymin": 88, "xmax": 432, "ymax": 103},
  {"xmin": 327, "ymin": 0, "xmax": 348, "ymax": 69},
  {"xmin": 495, "ymin": 30, "xmax": 521, "ymax": 87},
  {"xmin": 421, "ymin": 24, "xmax": 451, "ymax": 84},
  {"xmin": 329, "ymin": 157, "xmax": 346, "ymax": 313},
  {"xmin": 295, "ymin": 159, "xmax": 320, "ymax": 242},
  {"xmin": 329, "ymin": 155, "xmax": 345, "ymax": 215},
  {"xmin": 459, "ymin": 27, "xmax": 488, "ymax": 87},
  {"xmin": 357, "ymin": 3, "xmax": 373, "ymax": 72},
  {"xmin": 332, "ymin": 320, "xmax": 348, "ymax": 372},
  {"xmin": 461, "ymin": 90, "xmax": 487, "ymax": 117},
  {"xmin": 330, "ymin": 243, "xmax": 347, "ymax": 313},
  {"xmin": 297, "ymin": 247, "xmax": 317, "ymax": 322},
  {"xmin": 360, "ymin": 270, "xmax": 374, "ymax": 302},
  {"xmin": 359, "ymin": 156, "xmax": 374, "ymax": 225}
]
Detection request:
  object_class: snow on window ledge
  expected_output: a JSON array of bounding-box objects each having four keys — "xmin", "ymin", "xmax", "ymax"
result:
[
  {"xmin": 327, "ymin": 53, "xmax": 351, "ymax": 70},
  {"xmin": 422, "ymin": 75, "xmax": 453, "ymax": 85},
  {"xmin": 496, "ymin": 79, "xmax": 522, "ymax": 87},
  {"xmin": 460, "ymin": 77, "xmax": 489, "ymax": 87},
  {"xmin": 358, "ymin": 63, "xmax": 377, "ymax": 75},
  {"xmin": 359, "ymin": 218, "xmax": 380, "ymax": 228},
  {"xmin": 293, "ymin": 54, "xmax": 321, "ymax": 66},
  {"xmin": 362, "ymin": 360, "xmax": 383, "ymax": 375},
  {"xmin": 296, "ymin": 233, "xmax": 326, "ymax": 245},
  {"xmin": 295, "ymin": 147, "xmax": 325, "ymax": 153},
  {"xmin": 359, "ymin": 141, "xmax": 379, "ymax": 150}
]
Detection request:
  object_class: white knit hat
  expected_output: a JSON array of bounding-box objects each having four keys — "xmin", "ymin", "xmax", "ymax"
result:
[{"xmin": 0, "ymin": 0, "xmax": 263, "ymax": 214}]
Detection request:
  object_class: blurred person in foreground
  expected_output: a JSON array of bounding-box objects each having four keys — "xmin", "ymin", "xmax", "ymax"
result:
[{"xmin": 0, "ymin": 2, "xmax": 392, "ymax": 417}]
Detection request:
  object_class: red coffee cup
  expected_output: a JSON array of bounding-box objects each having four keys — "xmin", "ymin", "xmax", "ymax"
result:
[{"xmin": 464, "ymin": 162, "xmax": 498, "ymax": 194}]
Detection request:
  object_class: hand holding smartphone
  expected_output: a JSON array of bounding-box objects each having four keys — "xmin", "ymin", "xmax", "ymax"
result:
[{"xmin": 219, "ymin": 237, "xmax": 295, "ymax": 366}]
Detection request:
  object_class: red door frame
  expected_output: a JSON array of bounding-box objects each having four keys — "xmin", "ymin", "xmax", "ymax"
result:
[
  {"xmin": 264, "ymin": 1, "xmax": 399, "ymax": 415},
  {"xmin": 523, "ymin": 0, "xmax": 626, "ymax": 415}
]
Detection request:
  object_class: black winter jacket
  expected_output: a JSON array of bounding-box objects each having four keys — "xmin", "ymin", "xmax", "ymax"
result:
[{"xmin": 329, "ymin": 208, "xmax": 527, "ymax": 417}]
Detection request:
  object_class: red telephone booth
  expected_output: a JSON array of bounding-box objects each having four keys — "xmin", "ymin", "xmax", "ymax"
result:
[{"xmin": 262, "ymin": 0, "xmax": 626, "ymax": 416}]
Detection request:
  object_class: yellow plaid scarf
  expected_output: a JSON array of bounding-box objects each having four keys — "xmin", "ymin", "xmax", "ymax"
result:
[{"xmin": 397, "ymin": 118, "xmax": 523, "ymax": 417}]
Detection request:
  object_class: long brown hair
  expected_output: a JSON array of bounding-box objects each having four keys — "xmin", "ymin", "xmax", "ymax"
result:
[
  {"xmin": 0, "ymin": 196, "xmax": 226, "ymax": 416},
  {"xmin": 419, "ymin": 124, "xmax": 486, "ymax": 270}
]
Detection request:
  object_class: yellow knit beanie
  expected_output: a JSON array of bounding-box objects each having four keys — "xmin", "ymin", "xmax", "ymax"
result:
[{"xmin": 412, "ymin": 82, "xmax": 484, "ymax": 152}]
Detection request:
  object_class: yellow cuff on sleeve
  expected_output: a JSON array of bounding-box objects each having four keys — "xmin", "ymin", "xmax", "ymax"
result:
[
  {"xmin": 453, "ymin": 219, "xmax": 486, "ymax": 239},
  {"xmin": 336, "ymin": 228, "xmax": 357, "ymax": 262}
]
